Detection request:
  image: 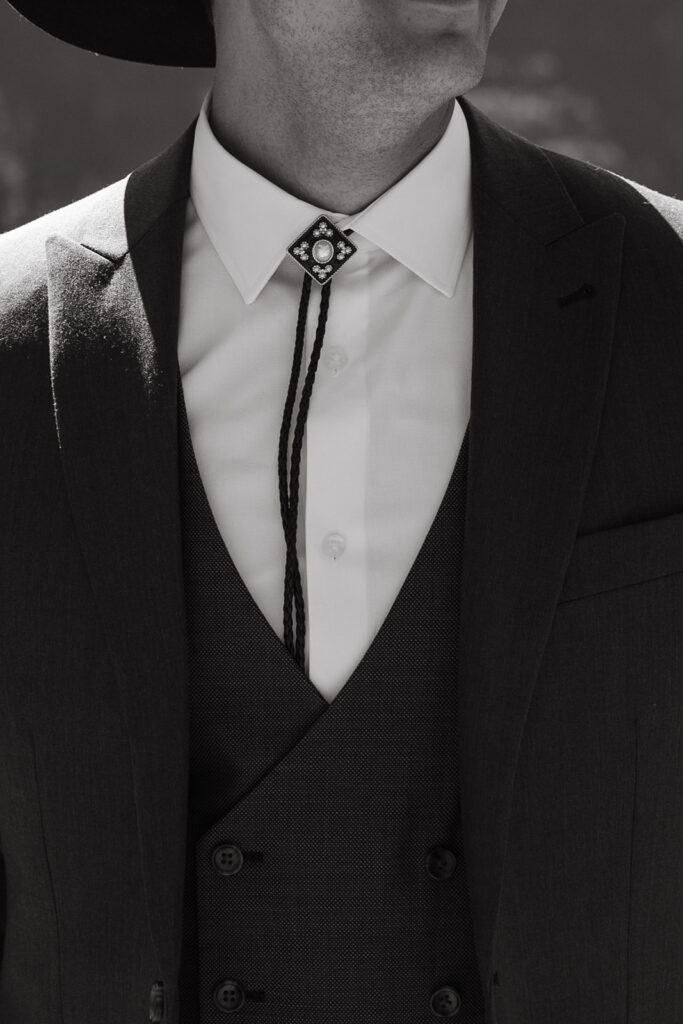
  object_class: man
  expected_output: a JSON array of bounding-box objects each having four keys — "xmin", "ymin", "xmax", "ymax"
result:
[{"xmin": 1, "ymin": 0, "xmax": 682, "ymax": 1022}]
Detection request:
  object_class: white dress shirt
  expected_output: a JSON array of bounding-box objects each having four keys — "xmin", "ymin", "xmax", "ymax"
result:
[{"xmin": 178, "ymin": 91, "xmax": 473, "ymax": 702}]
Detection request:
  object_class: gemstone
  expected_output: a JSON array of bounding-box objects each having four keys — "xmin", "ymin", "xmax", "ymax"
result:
[
  {"xmin": 312, "ymin": 239, "xmax": 334, "ymax": 263},
  {"xmin": 288, "ymin": 216, "xmax": 358, "ymax": 284}
]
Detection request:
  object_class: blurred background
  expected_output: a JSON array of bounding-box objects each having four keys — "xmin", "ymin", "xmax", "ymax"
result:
[{"xmin": 0, "ymin": 0, "xmax": 680, "ymax": 232}]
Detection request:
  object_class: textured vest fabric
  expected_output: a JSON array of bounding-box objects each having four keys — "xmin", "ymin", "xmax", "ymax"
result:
[{"xmin": 176, "ymin": 377, "xmax": 484, "ymax": 1024}]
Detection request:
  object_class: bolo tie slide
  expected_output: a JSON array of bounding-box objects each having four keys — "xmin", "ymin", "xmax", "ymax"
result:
[{"xmin": 277, "ymin": 216, "xmax": 358, "ymax": 672}]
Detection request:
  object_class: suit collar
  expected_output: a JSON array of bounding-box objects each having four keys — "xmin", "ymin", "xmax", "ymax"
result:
[
  {"xmin": 460, "ymin": 95, "xmax": 586, "ymax": 243},
  {"xmin": 46, "ymin": 100, "xmax": 625, "ymax": 1014},
  {"xmin": 74, "ymin": 119, "xmax": 196, "ymax": 263}
]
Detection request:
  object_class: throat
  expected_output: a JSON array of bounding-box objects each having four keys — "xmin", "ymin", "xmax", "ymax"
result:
[{"xmin": 208, "ymin": 79, "xmax": 456, "ymax": 215}]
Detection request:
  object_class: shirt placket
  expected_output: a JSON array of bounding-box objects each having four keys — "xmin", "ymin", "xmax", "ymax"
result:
[{"xmin": 303, "ymin": 246, "xmax": 371, "ymax": 696}]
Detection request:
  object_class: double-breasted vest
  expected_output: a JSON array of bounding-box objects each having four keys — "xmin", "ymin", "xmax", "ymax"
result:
[{"xmin": 176, "ymin": 380, "xmax": 484, "ymax": 1023}]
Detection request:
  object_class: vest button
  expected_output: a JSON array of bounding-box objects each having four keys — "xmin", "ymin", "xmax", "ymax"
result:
[
  {"xmin": 211, "ymin": 843, "xmax": 244, "ymax": 876},
  {"xmin": 149, "ymin": 980, "xmax": 164, "ymax": 1022},
  {"xmin": 213, "ymin": 980, "xmax": 245, "ymax": 1013},
  {"xmin": 426, "ymin": 845, "xmax": 457, "ymax": 879},
  {"xmin": 430, "ymin": 985, "xmax": 462, "ymax": 1017}
]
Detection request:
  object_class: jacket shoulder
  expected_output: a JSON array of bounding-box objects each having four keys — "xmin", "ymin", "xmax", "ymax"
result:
[
  {"xmin": 539, "ymin": 144, "xmax": 683, "ymax": 243},
  {"xmin": 0, "ymin": 176, "xmax": 131, "ymax": 372},
  {"xmin": 607, "ymin": 172, "xmax": 683, "ymax": 241},
  {"xmin": 0, "ymin": 175, "xmax": 129, "ymax": 323},
  {"xmin": 0, "ymin": 120, "xmax": 195, "ymax": 355}
]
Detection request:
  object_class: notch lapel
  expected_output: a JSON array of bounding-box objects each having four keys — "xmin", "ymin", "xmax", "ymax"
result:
[
  {"xmin": 457, "ymin": 98, "xmax": 626, "ymax": 988},
  {"xmin": 46, "ymin": 125, "xmax": 195, "ymax": 984}
]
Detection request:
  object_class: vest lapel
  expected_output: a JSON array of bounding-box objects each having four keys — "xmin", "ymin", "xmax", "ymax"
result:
[
  {"xmin": 457, "ymin": 98, "xmax": 626, "ymax": 986},
  {"xmin": 46, "ymin": 125, "xmax": 195, "ymax": 985}
]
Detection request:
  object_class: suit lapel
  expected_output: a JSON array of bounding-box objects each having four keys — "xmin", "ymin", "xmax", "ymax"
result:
[
  {"xmin": 457, "ymin": 98, "xmax": 626, "ymax": 987},
  {"xmin": 45, "ymin": 100, "xmax": 626, "ymax": 996},
  {"xmin": 46, "ymin": 124, "xmax": 195, "ymax": 982}
]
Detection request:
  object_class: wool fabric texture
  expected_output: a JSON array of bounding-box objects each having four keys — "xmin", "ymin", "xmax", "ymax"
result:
[{"xmin": 176, "ymin": 375, "xmax": 484, "ymax": 1024}]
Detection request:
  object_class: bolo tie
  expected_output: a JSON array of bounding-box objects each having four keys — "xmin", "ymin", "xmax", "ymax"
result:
[{"xmin": 278, "ymin": 216, "xmax": 358, "ymax": 673}]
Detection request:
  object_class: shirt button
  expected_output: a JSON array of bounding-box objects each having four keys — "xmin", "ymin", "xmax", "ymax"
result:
[
  {"xmin": 213, "ymin": 980, "xmax": 245, "ymax": 1013},
  {"xmin": 322, "ymin": 344, "xmax": 348, "ymax": 374},
  {"xmin": 322, "ymin": 532, "xmax": 346, "ymax": 559},
  {"xmin": 430, "ymin": 986, "xmax": 462, "ymax": 1017},
  {"xmin": 211, "ymin": 843, "xmax": 244, "ymax": 876},
  {"xmin": 425, "ymin": 846, "xmax": 457, "ymax": 879}
]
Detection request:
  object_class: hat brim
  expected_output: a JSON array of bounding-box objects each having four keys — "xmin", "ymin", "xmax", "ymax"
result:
[{"xmin": 7, "ymin": 0, "xmax": 216, "ymax": 67}]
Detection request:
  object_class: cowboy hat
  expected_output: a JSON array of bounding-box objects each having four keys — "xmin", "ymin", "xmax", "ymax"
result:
[{"xmin": 6, "ymin": 0, "xmax": 216, "ymax": 67}]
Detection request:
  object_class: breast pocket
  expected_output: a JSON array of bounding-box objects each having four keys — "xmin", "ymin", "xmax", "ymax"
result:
[{"xmin": 557, "ymin": 509, "xmax": 683, "ymax": 604}]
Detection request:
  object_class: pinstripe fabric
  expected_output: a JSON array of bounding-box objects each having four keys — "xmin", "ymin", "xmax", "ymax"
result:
[{"xmin": 176, "ymin": 375, "xmax": 484, "ymax": 1024}]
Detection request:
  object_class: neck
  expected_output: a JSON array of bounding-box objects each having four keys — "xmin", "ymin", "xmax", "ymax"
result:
[{"xmin": 209, "ymin": 21, "xmax": 455, "ymax": 215}]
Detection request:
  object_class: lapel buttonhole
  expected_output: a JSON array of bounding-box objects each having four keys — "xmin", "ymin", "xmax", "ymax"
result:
[{"xmin": 556, "ymin": 282, "xmax": 597, "ymax": 308}]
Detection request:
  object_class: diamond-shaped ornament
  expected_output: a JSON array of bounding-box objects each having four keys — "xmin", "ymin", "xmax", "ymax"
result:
[{"xmin": 287, "ymin": 216, "xmax": 357, "ymax": 285}]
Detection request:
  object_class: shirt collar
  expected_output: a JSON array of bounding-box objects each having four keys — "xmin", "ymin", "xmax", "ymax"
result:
[{"xmin": 190, "ymin": 90, "xmax": 472, "ymax": 305}]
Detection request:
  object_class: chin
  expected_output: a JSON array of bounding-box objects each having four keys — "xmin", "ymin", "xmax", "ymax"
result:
[{"xmin": 421, "ymin": 31, "xmax": 489, "ymax": 98}]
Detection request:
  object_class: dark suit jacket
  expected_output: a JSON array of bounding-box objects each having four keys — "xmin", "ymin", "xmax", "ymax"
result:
[{"xmin": 1, "ymin": 97, "xmax": 682, "ymax": 1024}]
